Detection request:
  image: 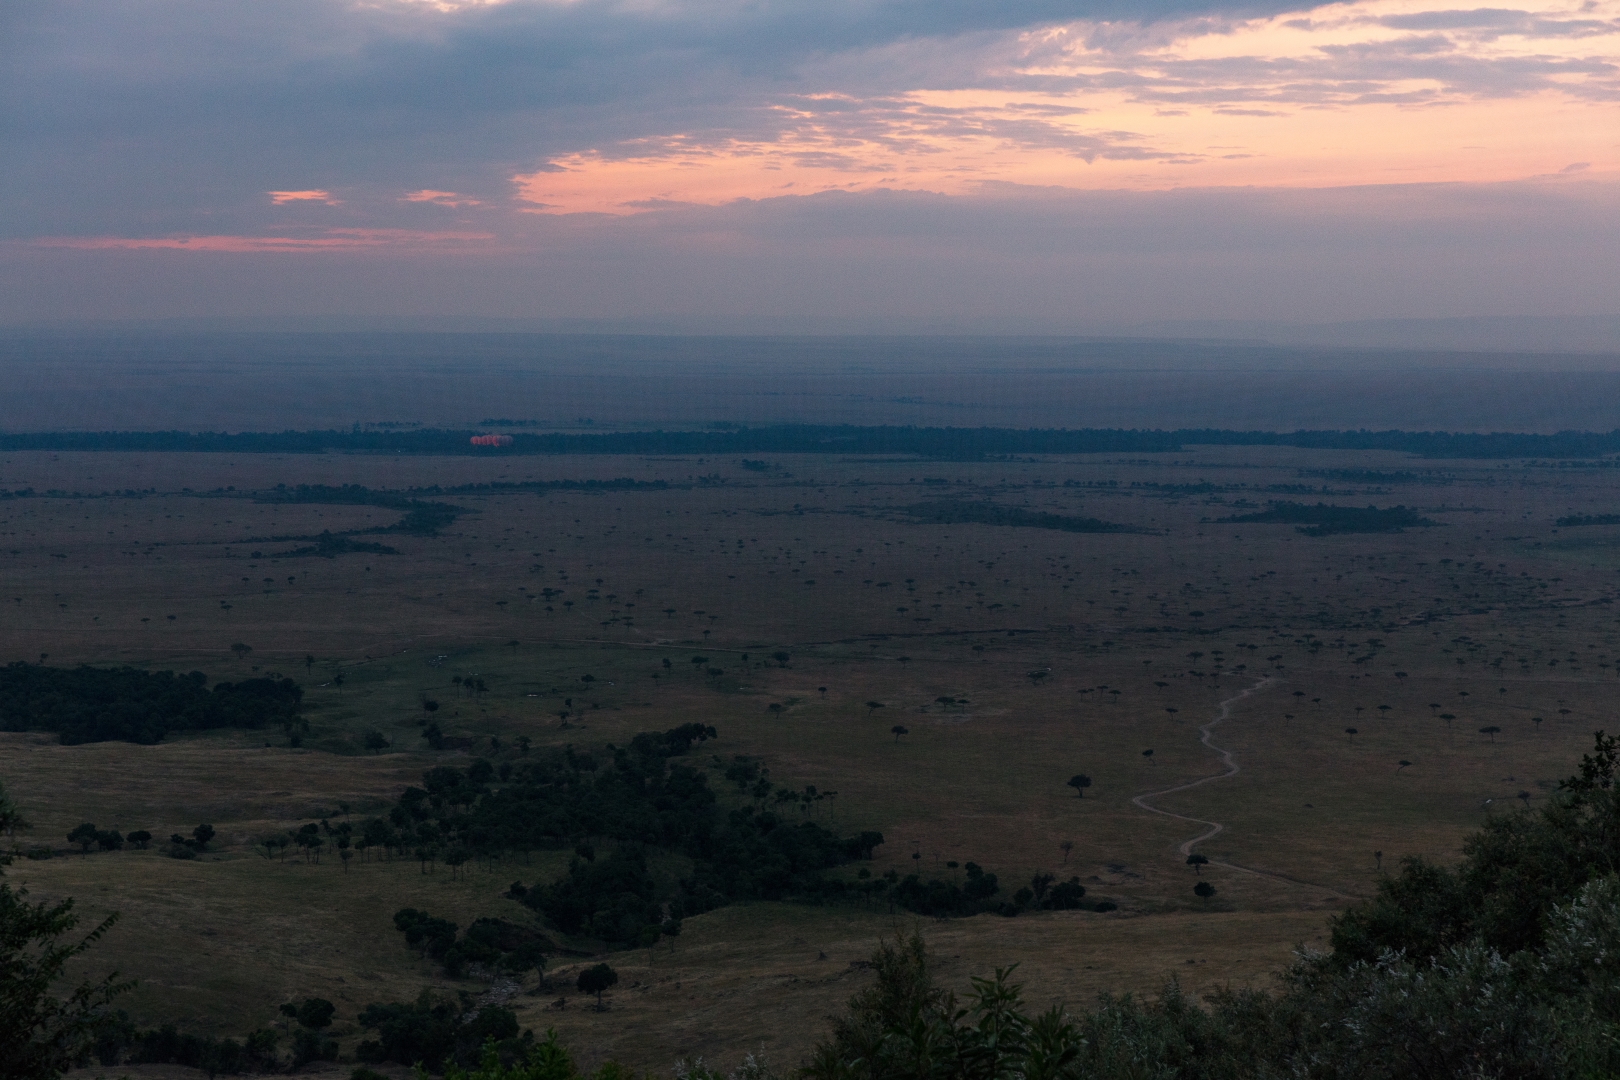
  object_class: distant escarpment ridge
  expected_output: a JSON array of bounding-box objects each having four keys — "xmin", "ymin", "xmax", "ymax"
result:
[{"xmin": 6, "ymin": 426, "xmax": 1620, "ymax": 460}]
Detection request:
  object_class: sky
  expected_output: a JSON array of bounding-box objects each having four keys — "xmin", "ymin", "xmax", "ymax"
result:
[{"xmin": 2, "ymin": 0, "xmax": 1617, "ymax": 329}]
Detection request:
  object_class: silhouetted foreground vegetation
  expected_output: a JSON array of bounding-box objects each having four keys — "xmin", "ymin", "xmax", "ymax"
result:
[
  {"xmin": 902, "ymin": 502, "xmax": 1140, "ymax": 534},
  {"xmin": 11, "ymin": 424, "xmax": 1620, "ymax": 459},
  {"xmin": 0, "ymin": 663, "xmax": 303, "ymax": 744},
  {"xmin": 1217, "ymin": 501, "xmax": 1435, "ymax": 535}
]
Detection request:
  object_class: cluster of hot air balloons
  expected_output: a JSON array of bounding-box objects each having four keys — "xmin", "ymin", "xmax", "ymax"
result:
[{"xmin": 469, "ymin": 434, "xmax": 514, "ymax": 447}]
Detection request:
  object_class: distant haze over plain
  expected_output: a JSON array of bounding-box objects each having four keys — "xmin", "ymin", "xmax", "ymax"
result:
[{"xmin": 3, "ymin": 329, "xmax": 1620, "ymax": 436}]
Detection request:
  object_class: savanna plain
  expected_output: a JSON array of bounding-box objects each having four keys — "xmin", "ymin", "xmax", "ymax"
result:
[{"xmin": 6, "ymin": 438, "xmax": 1620, "ymax": 1075}]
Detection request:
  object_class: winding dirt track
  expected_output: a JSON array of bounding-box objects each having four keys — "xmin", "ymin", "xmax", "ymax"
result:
[
  {"xmin": 1129, "ymin": 677, "xmax": 1365, "ymax": 899},
  {"xmin": 1132, "ymin": 678, "xmax": 1273, "ymax": 858}
]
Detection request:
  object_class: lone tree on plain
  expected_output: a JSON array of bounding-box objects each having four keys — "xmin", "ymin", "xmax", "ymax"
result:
[
  {"xmin": 1481, "ymin": 725, "xmax": 1502, "ymax": 743},
  {"xmin": 866, "ymin": 701, "xmax": 885, "ymax": 716},
  {"xmin": 1345, "ymin": 727, "xmax": 1359, "ymax": 744},
  {"xmin": 1142, "ymin": 749, "xmax": 1154, "ymax": 765},
  {"xmin": 230, "ymin": 642, "xmax": 252, "ymax": 662},
  {"xmin": 772, "ymin": 651, "xmax": 791, "ymax": 668},
  {"xmin": 68, "ymin": 823, "xmax": 97, "ymax": 855},
  {"xmin": 891, "ymin": 725, "xmax": 909, "ymax": 743},
  {"xmin": 1194, "ymin": 881, "xmax": 1216, "ymax": 900},
  {"xmin": 1187, "ymin": 853, "xmax": 1209, "ymax": 875},
  {"xmin": 577, "ymin": 963, "xmax": 618, "ymax": 1011},
  {"xmin": 1398, "ymin": 760, "xmax": 1412, "ymax": 772},
  {"xmin": 1066, "ymin": 775, "xmax": 1092, "ymax": 798}
]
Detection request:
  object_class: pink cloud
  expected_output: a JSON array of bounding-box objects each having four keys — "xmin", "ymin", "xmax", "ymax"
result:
[
  {"xmin": 269, "ymin": 189, "xmax": 337, "ymax": 205},
  {"xmin": 403, "ymin": 189, "xmax": 483, "ymax": 206},
  {"xmin": 32, "ymin": 229, "xmax": 494, "ymax": 253}
]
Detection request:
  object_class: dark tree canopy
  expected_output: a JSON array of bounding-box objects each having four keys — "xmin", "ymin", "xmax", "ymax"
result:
[
  {"xmin": 0, "ymin": 663, "xmax": 302, "ymax": 744},
  {"xmin": 365, "ymin": 725, "xmax": 880, "ymax": 948},
  {"xmin": 576, "ymin": 963, "xmax": 618, "ymax": 1008},
  {"xmin": 1217, "ymin": 501, "xmax": 1435, "ymax": 536}
]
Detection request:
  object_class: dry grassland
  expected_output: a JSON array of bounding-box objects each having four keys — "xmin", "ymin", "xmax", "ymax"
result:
[{"xmin": 7, "ymin": 444, "xmax": 1620, "ymax": 1071}]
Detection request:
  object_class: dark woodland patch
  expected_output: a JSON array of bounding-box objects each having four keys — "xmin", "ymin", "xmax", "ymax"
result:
[
  {"xmin": 0, "ymin": 663, "xmax": 303, "ymax": 744},
  {"xmin": 1556, "ymin": 514, "xmax": 1620, "ymax": 527},
  {"xmin": 268, "ymin": 532, "xmax": 399, "ymax": 558},
  {"xmin": 1217, "ymin": 502, "xmax": 1435, "ymax": 535},
  {"xmin": 902, "ymin": 501, "xmax": 1140, "ymax": 534}
]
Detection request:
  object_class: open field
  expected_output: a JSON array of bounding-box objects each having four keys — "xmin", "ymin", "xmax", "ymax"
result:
[{"xmin": 8, "ymin": 439, "xmax": 1620, "ymax": 1071}]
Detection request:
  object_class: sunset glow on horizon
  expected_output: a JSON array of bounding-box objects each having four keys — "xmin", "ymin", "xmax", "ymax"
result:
[{"xmin": 515, "ymin": 0, "xmax": 1620, "ymax": 214}]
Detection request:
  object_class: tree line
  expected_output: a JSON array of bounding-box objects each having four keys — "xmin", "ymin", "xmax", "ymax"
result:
[
  {"xmin": 1216, "ymin": 501, "xmax": 1435, "ymax": 535},
  {"xmin": 11, "ymin": 425, "xmax": 1620, "ymax": 460},
  {"xmin": 0, "ymin": 663, "xmax": 303, "ymax": 744}
]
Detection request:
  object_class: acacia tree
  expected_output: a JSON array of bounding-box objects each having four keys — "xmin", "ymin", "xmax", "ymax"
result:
[
  {"xmin": 1066, "ymin": 775, "xmax": 1092, "ymax": 799},
  {"xmin": 891, "ymin": 726, "xmax": 909, "ymax": 743},
  {"xmin": 1187, "ymin": 854, "xmax": 1209, "ymax": 875},
  {"xmin": 577, "ymin": 963, "xmax": 618, "ymax": 1011},
  {"xmin": 67, "ymin": 824, "xmax": 97, "ymax": 855}
]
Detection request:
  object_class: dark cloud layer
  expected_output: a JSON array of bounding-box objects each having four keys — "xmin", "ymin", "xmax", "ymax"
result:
[{"xmin": 3, "ymin": 0, "xmax": 1307, "ymax": 237}]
